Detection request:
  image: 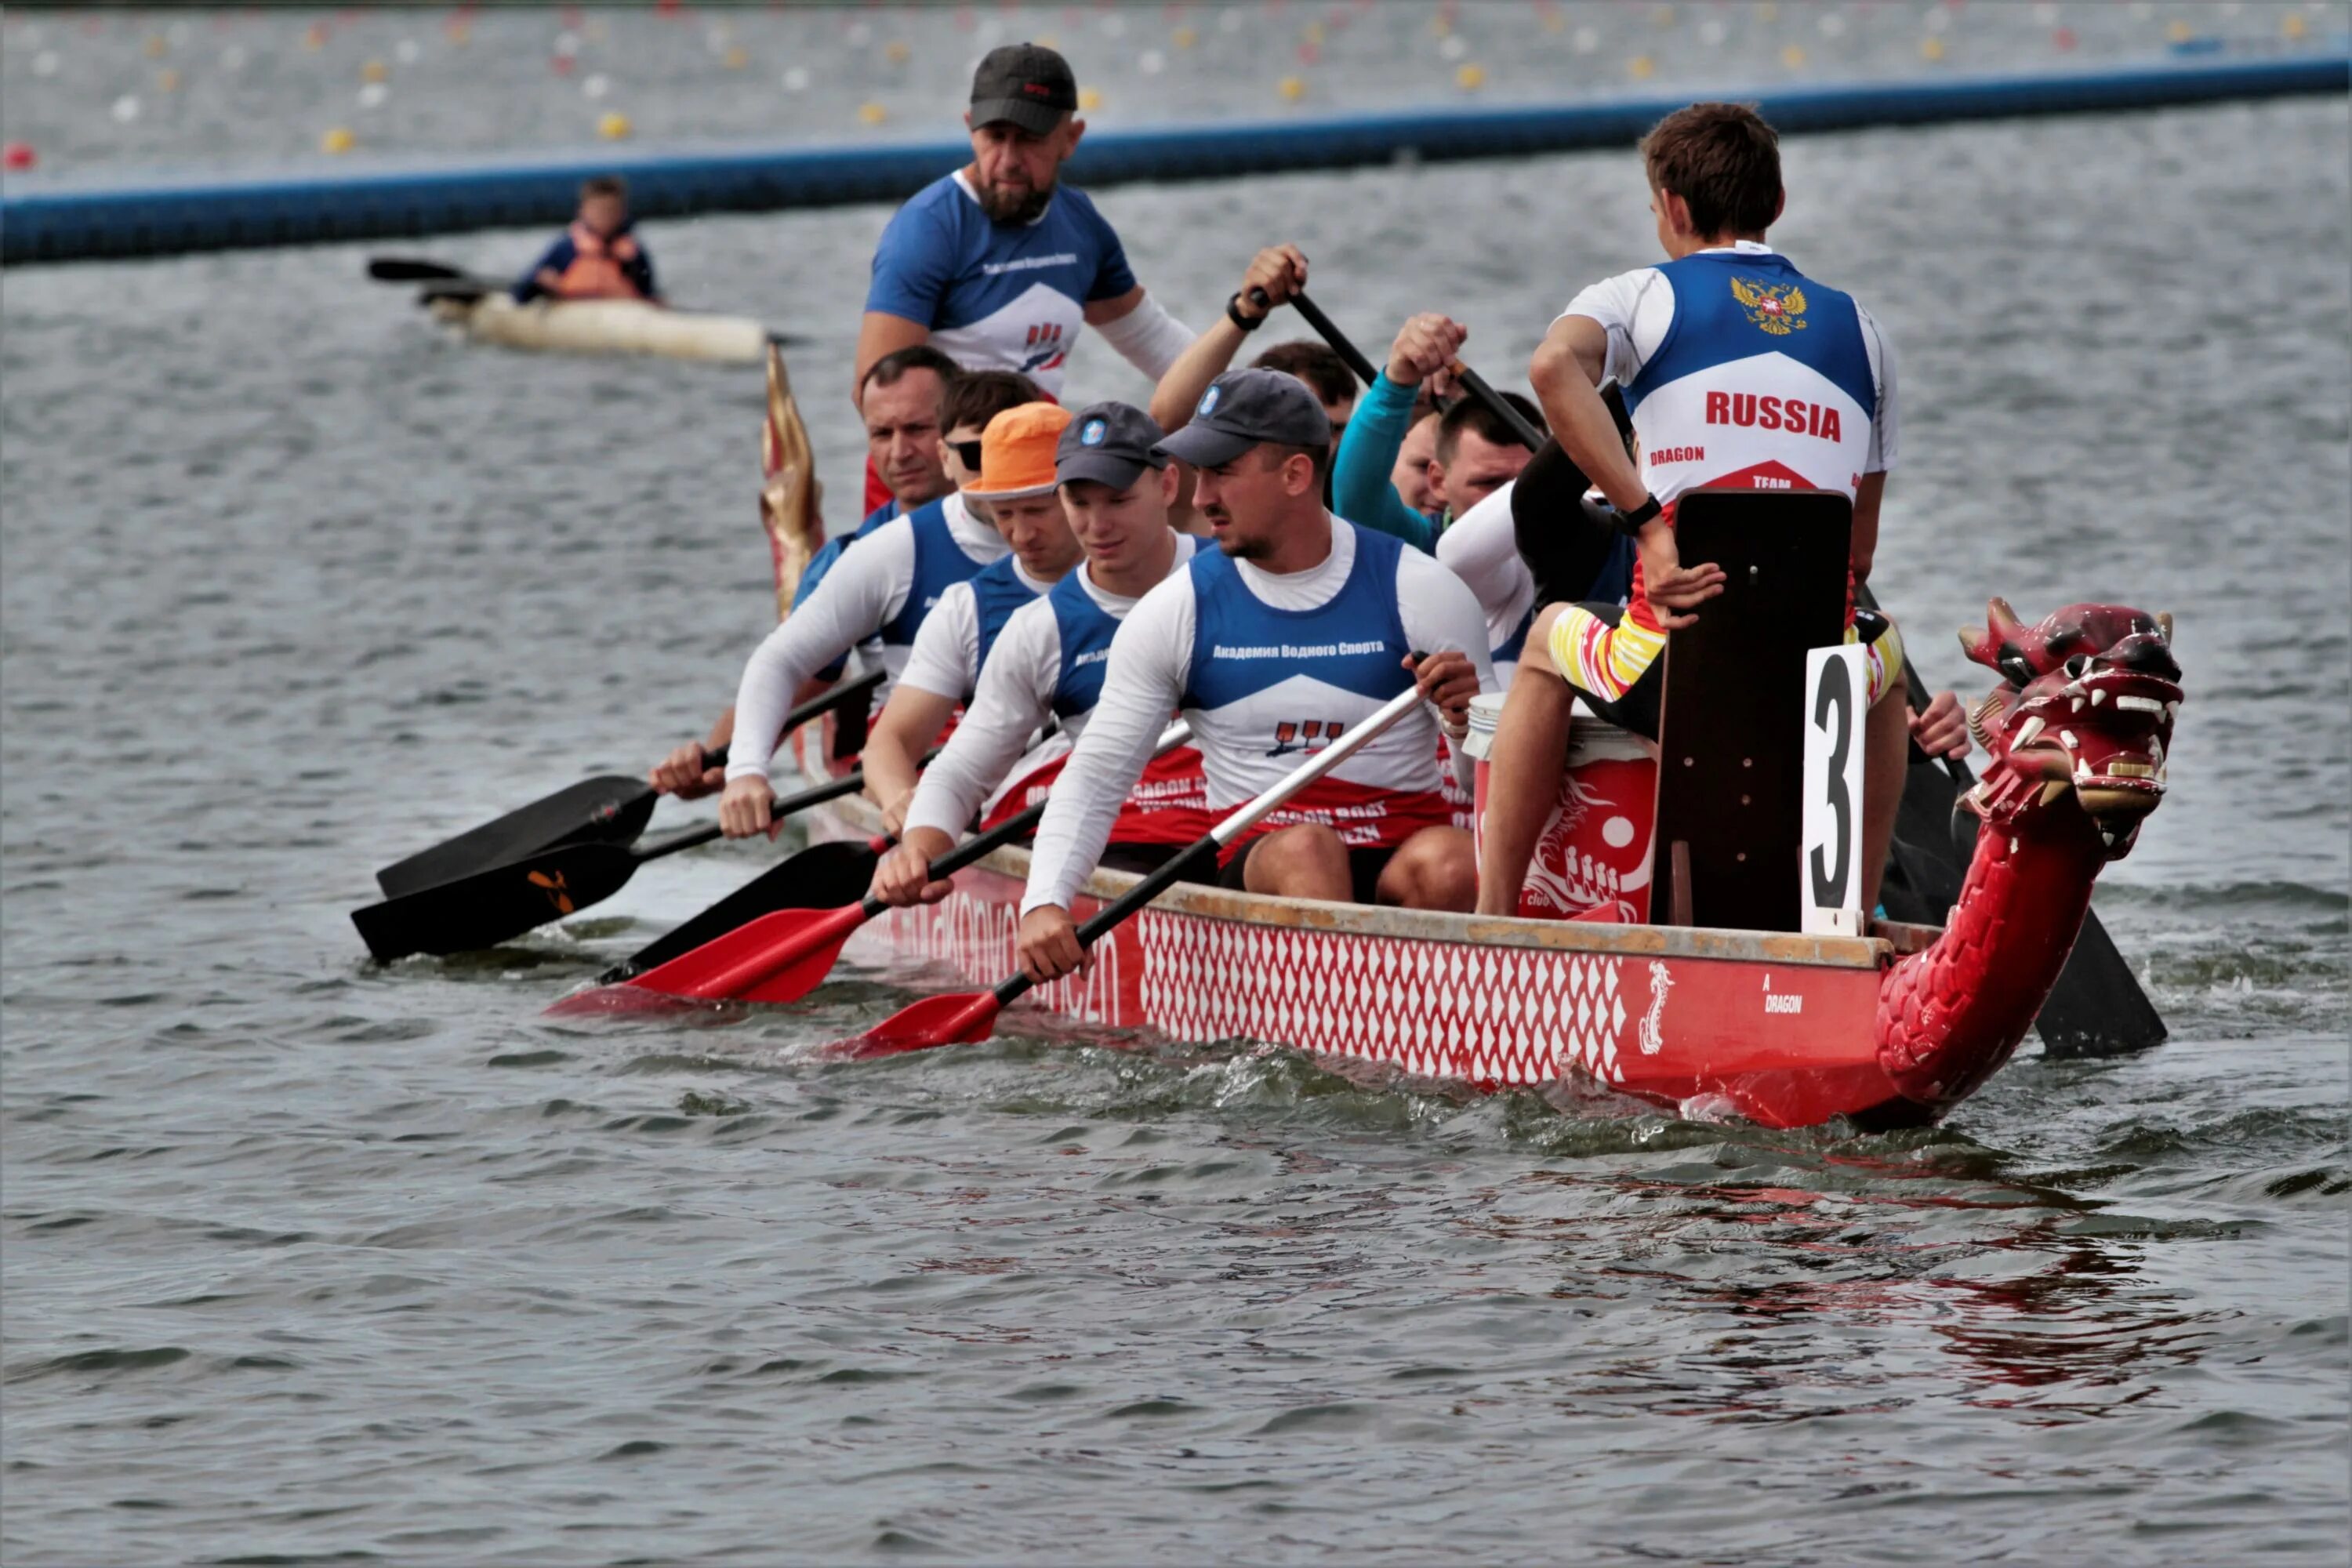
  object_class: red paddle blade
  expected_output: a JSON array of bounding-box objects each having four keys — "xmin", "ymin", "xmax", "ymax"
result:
[
  {"xmin": 622, "ymin": 902, "xmax": 869, "ymax": 1004},
  {"xmin": 830, "ymin": 992, "xmax": 1003, "ymax": 1058}
]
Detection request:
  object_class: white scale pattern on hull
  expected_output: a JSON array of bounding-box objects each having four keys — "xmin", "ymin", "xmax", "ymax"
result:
[{"xmin": 884, "ymin": 888, "xmax": 1634, "ymax": 1087}]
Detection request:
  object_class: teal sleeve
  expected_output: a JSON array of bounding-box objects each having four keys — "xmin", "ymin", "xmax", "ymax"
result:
[{"xmin": 1331, "ymin": 371, "xmax": 1436, "ymax": 554}]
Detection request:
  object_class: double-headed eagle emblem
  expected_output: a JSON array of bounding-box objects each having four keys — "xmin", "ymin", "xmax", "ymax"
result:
[{"xmin": 1731, "ymin": 276, "xmax": 1808, "ymax": 336}]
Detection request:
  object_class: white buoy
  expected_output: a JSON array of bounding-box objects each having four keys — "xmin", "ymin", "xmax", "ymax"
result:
[
  {"xmin": 1439, "ymin": 33, "xmax": 1466, "ymax": 59},
  {"xmin": 111, "ymin": 94, "xmax": 140, "ymax": 122},
  {"xmin": 1699, "ymin": 18, "xmax": 1726, "ymax": 44},
  {"xmin": 1138, "ymin": 48, "xmax": 1166, "ymax": 74},
  {"xmin": 845, "ymin": 20, "xmax": 873, "ymax": 46},
  {"xmin": 220, "ymin": 44, "xmax": 246, "ymax": 71},
  {"xmin": 583, "ymin": 72, "xmax": 610, "ymax": 99},
  {"xmin": 32, "ymin": 50, "xmax": 60, "ymax": 78},
  {"xmin": 782, "ymin": 65, "xmax": 811, "ymax": 91},
  {"xmin": 395, "ymin": 38, "xmax": 422, "ymax": 64},
  {"xmin": 358, "ymin": 80, "xmax": 389, "ymax": 109},
  {"xmin": 1219, "ymin": 9, "xmax": 1244, "ymax": 31},
  {"xmin": 1819, "ymin": 12, "xmax": 1846, "ymax": 35},
  {"xmin": 1572, "ymin": 25, "xmax": 1599, "ymax": 53},
  {"xmin": 1925, "ymin": 5, "xmax": 1951, "ymax": 33}
]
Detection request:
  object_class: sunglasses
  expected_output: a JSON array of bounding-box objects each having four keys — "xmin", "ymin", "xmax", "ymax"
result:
[{"xmin": 949, "ymin": 438, "xmax": 985, "ymax": 470}]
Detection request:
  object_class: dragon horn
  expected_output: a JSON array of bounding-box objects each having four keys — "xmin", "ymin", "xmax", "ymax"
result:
[{"xmin": 1957, "ymin": 597, "xmax": 2027, "ymax": 674}]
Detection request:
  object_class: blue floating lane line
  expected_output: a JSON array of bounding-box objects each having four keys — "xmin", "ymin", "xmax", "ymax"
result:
[{"xmin": 3, "ymin": 56, "xmax": 2344, "ymax": 266}]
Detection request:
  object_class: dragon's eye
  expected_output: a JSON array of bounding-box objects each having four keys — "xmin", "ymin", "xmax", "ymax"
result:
[
  {"xmin": 1998, "ymin": 654, "xmax": 2034, "ymax": 686},
  {"xmin": 2063, "ymin": 655, "xmax": 2089, "ymax": 679}
]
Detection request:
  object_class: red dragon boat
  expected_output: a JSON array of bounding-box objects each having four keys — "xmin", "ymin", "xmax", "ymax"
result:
[{"xmin": 800, "ymin": 594, "xmax": 2182, "ymax": 1132}]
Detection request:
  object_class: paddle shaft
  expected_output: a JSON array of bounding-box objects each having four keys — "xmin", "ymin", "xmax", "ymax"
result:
[
  {"xmin": 706, "ymin": 666, "xmax": 882, "ymax": 774},
  {"xmin": 979, "ymin": 688, "xmax": 1425, "ymax": 1016},
  {"xmin": 1267, "ymin": 289, "xmax": 1548, "ymax": 452}
]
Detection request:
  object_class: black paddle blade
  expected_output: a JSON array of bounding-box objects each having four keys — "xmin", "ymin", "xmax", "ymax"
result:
[
  {"xmin": 354, "ymin": 839, "xmax": 650, "ymax": 961},
  {"xmin": 374, "ymin": 775, "xmax": 655, "ymax": 899},
  {"xmin": 367, "ymin": 256, "xmax": 471, "ymax": 282},
  {"xmin": 599, "ymin": 840, "xmax": 881, "ymax": 983}
]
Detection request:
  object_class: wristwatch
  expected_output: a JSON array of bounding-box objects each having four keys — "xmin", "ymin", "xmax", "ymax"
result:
[
  {"xmin": 1613, "ymin": 493, "xmax": 1663, "ymax": 536},
  {"xmin": 1225, "ymin": 292, "xmax": 1265, "ymax": 333}
]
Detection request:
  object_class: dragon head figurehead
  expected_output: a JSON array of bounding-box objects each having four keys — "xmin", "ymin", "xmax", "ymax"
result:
[{"xmin": 1958, "ymin": 598, "xmax": 2183, "ymax": 858}]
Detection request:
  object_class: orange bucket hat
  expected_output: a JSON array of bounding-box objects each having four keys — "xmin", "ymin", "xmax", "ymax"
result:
[{"xmin": 967, "ymin": 402, "xmax": 1073, "ymax": 500}]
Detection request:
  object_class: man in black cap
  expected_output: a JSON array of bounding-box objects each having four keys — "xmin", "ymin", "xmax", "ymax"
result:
[
  {"xmin": 870, "ymin": 401, "xmax": 1214, "ymax": 907},
  {"xmin": 854, "ymin": 43, "xmax": 1193, "ymax": 439},
  {"xmin": 1013, "ymin": 370, "xmax": 1497, "ymax": 981}
]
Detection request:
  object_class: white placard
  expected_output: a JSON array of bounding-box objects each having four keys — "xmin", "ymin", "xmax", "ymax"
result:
[{"xmin": 1801, "ymin": 644, "xmax": 1868, "ymax": 936}]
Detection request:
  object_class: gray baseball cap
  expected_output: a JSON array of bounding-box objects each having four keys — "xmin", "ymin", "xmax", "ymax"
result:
[
  {"xmin": 1152, "ymin": 368, "xmax": 1334, "ymax": 470},
  {"xmin": 1057, "ymin": 401, "xmax": 1167, "ymax": 489},
  {"xmin": 969, "ymin": 44, "xmax": 1077, "ymax": 136}
]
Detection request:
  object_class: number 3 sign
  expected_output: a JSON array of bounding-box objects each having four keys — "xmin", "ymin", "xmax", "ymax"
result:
[{"xmin": 1801, "ymin": 644, "xmax": 1868, "ymax": 936}]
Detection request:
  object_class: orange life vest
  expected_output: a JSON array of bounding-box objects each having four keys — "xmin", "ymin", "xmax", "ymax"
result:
[{"xmin": 553, "ymin": 222, "xmax": 648, "ymax": 301}]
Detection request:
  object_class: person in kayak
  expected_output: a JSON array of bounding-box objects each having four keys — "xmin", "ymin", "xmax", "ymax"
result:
[
  {"xmin": 852, "ymin": 42, "xmax": 1194, "ymax": 513},
  {"xmin": 513, "ymin": 175, "xmax": 657, "ymax": 303},
  {"xmin": 1014, "ymin": 369, "xmax": 1494, "ymax": 983},
  {"xmin": 1473, "ymin": 100, "xmax": 1968, "ymax": 917},
  {"xmin": 650, "ymin": 372, "xmax": 1044, "ymax": 811},
  {"xmin": 869, "ymin": 401, "xmax": 1212, "ymax": 908},
  {"xmin": 858, "ymin": 401, "xmax": 1085, "ymax": 834}
]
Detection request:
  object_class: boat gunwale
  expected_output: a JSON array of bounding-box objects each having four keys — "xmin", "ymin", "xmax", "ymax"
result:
[{"xmin": 819, "ymin": 794, "xmax": 1894, "ymax": 973}]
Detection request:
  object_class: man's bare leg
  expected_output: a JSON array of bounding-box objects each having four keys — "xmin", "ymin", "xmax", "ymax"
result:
[
  {"xmin": 1242, "ymin": 824, "xmax": 1355, "ymax": 902},
  {"xmin": 1376, "ymin": 826, "xmax": 1478, "ymax": 912},
  {"xmin": 1474, "ymin": 606, "xmax": 1577, "ymax": 916},
  {"xmin": 1860, "ymin": 681, "xmax": 1910, "ymax": 914}
]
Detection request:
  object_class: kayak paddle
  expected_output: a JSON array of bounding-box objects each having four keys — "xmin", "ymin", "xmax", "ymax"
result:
[
  {"xmin": 580, "ymin": 723, "xmax": 1192, "ymax": 1009},
  {"xmin": 372, "ymin": 669, "xmax": 880, "ymax": 898},
  {"xmin": 368, "ymin": 256, "xmax": 495, "ymax": 284},
  {"xmin": 837, "ymin": 690, "xmax": 1425, "ymax": 1058},
  {"xmin": 354, "ymin": 767, "xmax": 882, "ymax": 962}
]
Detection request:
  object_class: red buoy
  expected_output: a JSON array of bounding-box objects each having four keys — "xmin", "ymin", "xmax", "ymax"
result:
[{"xmin": 2, "ymin": 142, "xmax": 35, "ymax": 171}]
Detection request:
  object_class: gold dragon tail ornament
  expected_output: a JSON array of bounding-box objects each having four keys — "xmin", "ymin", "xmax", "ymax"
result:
[{"xmin": 761, "ymin": 339, "xmax": 825, "ymax": 622}]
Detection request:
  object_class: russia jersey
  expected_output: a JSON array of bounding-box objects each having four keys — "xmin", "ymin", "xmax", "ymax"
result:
[
  {"xmin": 1571, "ymin": 245, "xmax": 1890, "ymax": 506},
  {"xmin": 865, "ymin": 172, "xmax": 1138, "ymax": 399},
  {"xmin": 1179, "ymin": 522, "xmax": 1451, "ymax": 853}
]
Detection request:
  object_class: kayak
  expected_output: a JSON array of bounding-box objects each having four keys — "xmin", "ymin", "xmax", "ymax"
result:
[{"xmin": 427, "ymin": 293, "xmax": 769, "ymax": 364}]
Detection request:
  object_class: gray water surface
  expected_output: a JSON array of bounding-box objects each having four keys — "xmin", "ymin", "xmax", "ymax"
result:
[{"xmin": 4, "ymin": 91, "xmax": 2348, "ymax": 1566}]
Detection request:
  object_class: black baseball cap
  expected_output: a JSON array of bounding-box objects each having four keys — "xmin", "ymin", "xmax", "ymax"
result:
[
  {"xmin": 1058, "ymin": 401, "xmax": 1168, "ymax": 489},
  {"xmin": 970, "ymin": 44, "xmax": 1077, "ymax": 135},
  {"xmin": 1152, "ymin": 368, "xmax": 1334, "ymax": 470}
]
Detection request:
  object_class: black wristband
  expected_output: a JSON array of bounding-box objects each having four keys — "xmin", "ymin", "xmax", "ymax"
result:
[
  {"xmin": 1225, "ymin": 292, "xmax": 1265, "ymax": 333},
  {"xmin": 1613, "ymin": 494, "xmax": 1663, "ymax": 537}
]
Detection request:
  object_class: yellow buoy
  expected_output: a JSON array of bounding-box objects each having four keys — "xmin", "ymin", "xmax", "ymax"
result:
[
  {"xmin": 1541, "ymin": 10, "xmax": 1565, "ymax": 31},
  {"xmin": 445, "ymin": 20, "xmax": 470, "ymax": 47},
  {"xmin": 1277, "ymin": 74, "xmax": 1306, "ymax": 101},
  {"xmin": 1455, "ymin": 62, "xmax": 1485, "ymax": 90},
  {"xmin": 303, "ymin": 24, "xmax": 328, "ymax": 51},
  {"xmin": 321, "ymin": 126, "xmax": 355, "ymax": 154},
  {"xmin": 1921, "ymin": 34, "xmax": 1946, "ymax": 60},
  {"xmin": 1171, "ymin": 25, "xmax": 1197, "ymax": 49},
  {"xmin": 884, "ymin": 39, "xmax": 910, "ymax": 64},
  {"xmin": 2165, "ymin": 19, "xmax": 2193, "ymax": 42},
  {"xmin": 1034, "ymin": 33, "xmax": 1058, "ymax": 49},
  {"xmin": 156, "ymin": 67, "xmax": 180, "ymax": 92},
  {"xmin": 1629, "ymin": 53, "xmax": 1656, "ymax": 79},
  {"xmin": 598, "ymin": 111, "xmax": 633, "ymax": 140},
  {"xmin": 361, "ymin": 59, "xmax": 389, "ymax": 83},
  {"xmin": 1078, "ymin": 86, "xmax": 1103, "ymax": 111},
  {"xmin": 143, "ymin": 33, "xmax": 167, "ymax": 58},
  {"xmin": 2283, "ymin": 12, "xmax": 2308, "ymax": 38},
  {"xmin": 723, "ymin": 44, "xmax": 749, "ymax": 69},
  {"xmin": 1781, "ymin": 42, "xmax": 1806, "ymax": 66},
  {"xmin": 858, "ymin": 101, "xmax": 888, "ymax": 125}
]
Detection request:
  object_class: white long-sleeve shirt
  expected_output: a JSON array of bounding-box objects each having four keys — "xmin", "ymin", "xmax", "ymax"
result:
[
  {"xmin": 893, "ymin": 557, "xmax": 1060, "ymax": 702},
  {"xmin": 1020, "ymin": 519, "xmax": 1494, "ymax": 915},
  {"xmin": 905, "ymin": 535, "xmax": 1199, "ymax": 840},
  {"xmin": 725, "ymin": 492, "xmax": 1004, "ymax": 786},
  {"xmin": 1434, "ymin": 481, "xmax": 1534, "ymax": 686}
]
